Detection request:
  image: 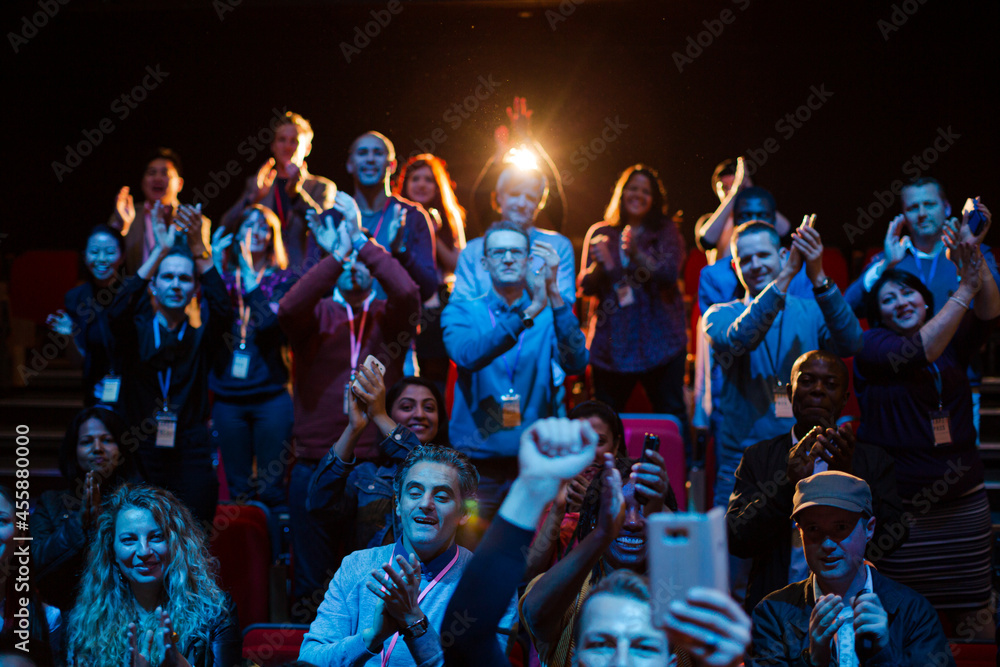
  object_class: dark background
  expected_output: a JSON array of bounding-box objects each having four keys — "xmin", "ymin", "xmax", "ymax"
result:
[{"xmin": 3, "ymin": 0, "xmax": 998, "ymax": 264}]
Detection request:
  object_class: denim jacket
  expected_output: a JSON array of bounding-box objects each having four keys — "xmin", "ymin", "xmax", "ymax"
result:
[{"xmin": 307, "ymin": 425, "xmax": 420, "ymax": 550}]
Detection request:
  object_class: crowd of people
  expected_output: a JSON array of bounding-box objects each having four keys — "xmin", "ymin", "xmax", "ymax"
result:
[{"xmin": 9, "ymin": 101, "xmax": 996, "ymax": 665}]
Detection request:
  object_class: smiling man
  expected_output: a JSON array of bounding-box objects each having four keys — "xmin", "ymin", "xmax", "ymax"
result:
[
  {"xmin": 726, "ymin": 350, "xmax": 904, "ymax": 612},
  {"xmin": 747, "ymin": 472, "xmax": 954, "ymax": 667},
  {"xmin": 703, "ymin": 221, "xmax": 863, "ymax": 511},
  {"xmin": 299, "ymin": 445, "xmax": 517, "ymax": 666}
]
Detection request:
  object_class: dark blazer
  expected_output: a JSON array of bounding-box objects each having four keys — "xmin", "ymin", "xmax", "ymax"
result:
[
  {"xmin": 727, "ymin": 431, "xmax": 907, "ymax": 613},
  {"xmin": 748, "ymin": 569, "xmax": 954, "ymax": 667}
]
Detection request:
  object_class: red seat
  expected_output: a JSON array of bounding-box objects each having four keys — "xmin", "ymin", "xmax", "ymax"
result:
[
  {"xmin": 950, "ymin": 642, "xmax": 997, "ymax": 667},
  {"xmin": 823, "ymin": 247, "xmax": 849, "ymax": 291},
  {"xmin": 620, "ymin": 414, "xmax": 686, "ymax": 508},
  {"xmin": 683, "ymin": 250, "xmax": 708, "ymax": 300},
  {"xmin": 242, "ymin": 623, "xmax": 309, "ymax": 666},
  {"xmin": 210, "ymin": 502, "xmax": 272, "ymax": 628},
  {"xmin": 10, "ymin": 250, "xmax": 79, "ymax": 325}
]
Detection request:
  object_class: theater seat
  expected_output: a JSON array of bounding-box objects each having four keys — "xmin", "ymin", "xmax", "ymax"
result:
[
  {"xmin": 683, "ymin": 250, "xmax": 708, "ymax": 301},
  {"xmin": 620, "ymin": 414, "xmax": 686, "ymax": 508},
  {"xmin": 9, "ymin": 250, "xmax": 79, "ymax": 325},
  {"xmin": 242, "ymin": 623, "xmax": 309, "ymax": 666},
  {"xmin": 950, "ymin": 642, "xmax": 996, "ymax": 667},
  {"xmin": 210, "ymin": 502, "xmax": 272, "ymax": 628},
  {"xmin": 823, "ymin": 247, "xmax": 849, "ymax": 290}
]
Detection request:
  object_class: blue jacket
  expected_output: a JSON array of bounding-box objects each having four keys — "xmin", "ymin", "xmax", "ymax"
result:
[{"xmin": 443, "ymin": 290, "xmax": 588, "ymax": 459}]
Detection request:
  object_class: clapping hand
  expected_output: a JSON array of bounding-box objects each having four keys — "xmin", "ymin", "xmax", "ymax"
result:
[
  {"xmin": 589, "ymin": 234, "xmax": 613, "ymax": 269},
  {"xmin": 853, "ymin": 592, "xmax": 889, "ymax": 659},
  {"xmin": 884, "ymin": 215, "xmax": 908, "ymax": 269},
  {"xmin": 210, "ymin": 226, "xmax": 233, "ymax": 274},
  {"xmin": 46, "ymin": 310, "xmax": 75, "ymax": 336},
  {"xmin": 366, "ymin": 554, "xmax": 425, "ymax": 629},
  {"xmin": 808, "ymin": 594, "xmax": 849, "ymax": 667},
  {"xmin": 532, "ymin": 240, "xmax": 560, "ymax": 292},
  {"xmin": 791, "ymin": 224, "xmax": 825, "ymax": 286},
  {"xmin": 252, "ymin": 159, "xmax": 277, "ymax": 204},
  {"xmin": 387, "ymin": 204, "xmax": 407, "ymax": 254},
  {"xmin": 506, "ymin": 96, "xmax": 533, "ymax": 141},
  {"xmin": 594, "ymin": 454, "xmax": 626, "ymax": 540},
  {"xmin": 787, "ymin": 425, "xmax": 821, "ymax": 484},
  {"xmin": 306, "ymin": 208, "xmax": 351, "ymax": 258},
  {"xmin": 150, "ymin": 202, "xmax": 178, "ymax": 251},
  {"xmin": 126, "ymin": 607, "xmax": 192, "ymax": 667},
  {"xmin": 80, "ymin": 470, "xmax": 102, "ymax": 530},
  {"xmin": 116, "ymin": 186, "xmax": 136, "ymax": 232},
  {"xmin": 951, "ymin": 241, "xmax": 984, "ymax": 294}
]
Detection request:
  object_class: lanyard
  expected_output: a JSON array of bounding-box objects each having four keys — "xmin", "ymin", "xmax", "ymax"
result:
[
  {"xmin": 334, "ymin": 290, "xmax": 375, "ymax": 369},
  {"xmin": 371, "ymin": 200, "xmax": 392, "ymax": 241},
  {"xmin": 153, "ymin": 315, "xmax": 187, "ymax": 406},
  {"xmin": 487, "ymin": 307, "xmax": 526, "ymax": 389},
  {"xmin": 234, "ymin": 268, "xmax": 266, "ymax": 349},
  {"xmin": 760, "ymin": 310, "xmax": 786, "ymax": 381},
  {"xmin": 914, "ymin": 250, "xmax": 941, "ymax": 288},
  {"xmin": 929, "ymin": 362, "xmax": 944, "ymax": 410},
  {"xmin": 380, "ymin": 548, "xmax": 460, "ymax": 667}
]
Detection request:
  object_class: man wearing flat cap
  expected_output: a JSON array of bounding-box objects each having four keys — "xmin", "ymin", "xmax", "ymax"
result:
[{"xmin": 747, "ymin": 471, "xmax": 954, "ymax": 667}]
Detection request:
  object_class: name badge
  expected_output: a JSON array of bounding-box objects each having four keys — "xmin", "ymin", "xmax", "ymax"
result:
[
  {"xmin": 101, "ymin": 375, "xmax": 121, "ymax": 403},
  {"xmin": 155, "ymin": 410, "xmax": 178, "ymax": 448},
  {"xmin": 930, "ymin": 409, "xmax": 952, "ymax": 445},
  {"xmin": 501, "ymin": 391, "xmax": 521, "ymax": 428},
  {"xmin": 344, "ymin": 377, "xmax": 354, "ymax": 415},
  {"xmin": 231, "ymin": 351, "xmax": 251, "ymax": 379},
  {"xmin": 614, "ymin": 281, "xmax": 635, "ymax": 308},
  {"xmin": 773, "ymin": 383, "xmax": 793, "ymax": 419}
]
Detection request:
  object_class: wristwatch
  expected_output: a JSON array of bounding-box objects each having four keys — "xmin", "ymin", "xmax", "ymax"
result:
[
  {"xmin": 520, "ymin": 309, "xmax": 535, "ymax": 329},
  {"xmin": 401, "ymin": 614, "xmax": 429, "ymax": 639},
  {"xmin": 812, "ymin": 277, "xmax": 833, "ymax": 294}
]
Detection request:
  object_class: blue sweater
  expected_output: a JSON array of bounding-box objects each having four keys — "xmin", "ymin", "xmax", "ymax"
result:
[
  {"xmin": 299, "ymin": 540, "xmax": 517, "ymax": 667},
  {"xmin": 442, "ymin": 290, "xmax": 588, "ymax": 459},
  {"xmin": 703, "ymin": 282, "xmax": 863, "ymax": 460}
]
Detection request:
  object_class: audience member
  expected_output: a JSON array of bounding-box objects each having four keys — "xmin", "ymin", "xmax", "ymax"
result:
[
  {"xmin": 394, "ymin": 153, "xmax": 467, "ymax": 390},
  {"xmin": 47, "ymin": 224, "xmax": 126, "ymax": 406},
  {"xmin": 747, "ymin": 472, "xmax": 954, "ymax": 667},
  {"xmin": 703, "ymin": 221, "xmax": 863, "ymax": 509},
  {"xmin": 298, "ymin": 445, "xmax": 516, "ymax": 666},
  {"xmin": 0, "ymin": 486, "xmax": 61, "ymax": 664},
  {"xmin": 341, "ymin": 131, "xmax": 438, "ymax": 301},
  {"xmin": 453, "ymin": 164, "xmax": 575, "ymax": 305},
  {"xmin": 855, "ymin": 235, "xmax": 1000, "ymax": 621},
  {"xmin": 579, "ymin": 165, "xmax": 688, "ymax": 436},
  {"xmin": 726, "ymin": 350, "xmax": 904, "ymax": 612},
  {"xmin": 66, "ymin": 484, "xmax": 241, "ymax": 667},
  {"xmin": 307, "ymin": 372, "xmax": 449, "ymax": 558},
  {"xmin": 209, "ymin": 205, "xmax": 296, "ymax": 509},
  {"xmin": 109, "ymin": 147, "xmax": 211, "ymax": 275},
  {"xmin": 31, "ymin": 407, "xmax": 143, "ymax": 613},
  {"xmin": 278, "ymin": 192, "xmax": 420, "ymax": 622},
  {"xmin": 467, "ymin": 97, "xmax": 567, "ymax": 236},
  {"xmin": 221, "ymin": 111, "xmax": 337, "ymax": 271},
  {"xmin": 694, "ymin": 157, "xmax": 791, "ymax": 266},
  {"xmin": 443, "ymin": 221, "xmax": 588, "ymax": 531},
  {"xmin": 107, "ymin": 203, "xmax": 231, "ymax": 524}
]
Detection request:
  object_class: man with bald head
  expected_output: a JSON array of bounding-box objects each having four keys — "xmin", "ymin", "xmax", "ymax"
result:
[
  {"xmin": 726, "ymin": 349, "xmax": 905, "ymax": 612},
  {"xmin": 334, "ymin": 131, "xmax": 438, "ymax": 301}
]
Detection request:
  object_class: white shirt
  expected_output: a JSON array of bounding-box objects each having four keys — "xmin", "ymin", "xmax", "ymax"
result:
[{"xmin": 812, "ymin": 564, "xmax": 874, "ymax": 667}]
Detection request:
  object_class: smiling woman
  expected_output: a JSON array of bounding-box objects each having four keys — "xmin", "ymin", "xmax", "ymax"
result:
[{"xmin": 66, "ymin": 484, "xmax": 241, "ymax": 667}]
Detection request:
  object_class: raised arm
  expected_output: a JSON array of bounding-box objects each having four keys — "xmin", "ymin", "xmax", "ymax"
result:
[
  {"xmin": 920, "ymin": 242, "xmax": 983, "ymax": 363},
  {"xmin": 696, "ymin": 157, "xmax": 744, "ymax": 251}
]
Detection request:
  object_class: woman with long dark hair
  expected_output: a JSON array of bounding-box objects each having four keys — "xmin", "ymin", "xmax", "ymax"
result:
[
  {"xmin": 579, "ymin": 165, "xmax": 688, "ymax": 436},
  {"xmin": 31, "ymin": 407, "xmax": 143, "ymax": 613},
  {"xmin": 394, "ymin": 154, "xmax": 467, "ymax": 391},
  {"xmin": 66, "ymin": 484, "xmax": 240, "ymax": 666}
]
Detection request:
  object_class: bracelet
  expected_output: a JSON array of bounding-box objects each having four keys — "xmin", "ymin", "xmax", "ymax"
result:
[{"xmin": 949, "ymin": 295, "xmax": 971, "ymax": 310}]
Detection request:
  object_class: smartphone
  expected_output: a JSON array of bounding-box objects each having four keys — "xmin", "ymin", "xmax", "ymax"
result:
[
  {"xmin": 963, "ymin": 198, "xmax": 987, "ymax": 236},
  {"xmin": 639, "ymin": 433, "xmax": 660, "ymax": 464},
  {"xmin": 351, "ymin": 354, "xmax": 386, "ymax": 394},
  {"xmin": 647, "ymin": 508, "xmax": 729, "ymax": 628}
]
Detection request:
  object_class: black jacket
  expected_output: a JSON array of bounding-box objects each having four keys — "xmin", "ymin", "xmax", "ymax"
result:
[
  {"xmin": 727, "ymin": 432, "xmax": 907, "ymax": 613},
  {"xmin": 748, "ymin": 569, "xmax": 954, "ymax": 667}
]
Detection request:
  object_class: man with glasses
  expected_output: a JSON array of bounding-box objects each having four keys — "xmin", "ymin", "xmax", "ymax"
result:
[{"xmin": 442, "ymin": 221, "xmax": 588, "ymax": 537}]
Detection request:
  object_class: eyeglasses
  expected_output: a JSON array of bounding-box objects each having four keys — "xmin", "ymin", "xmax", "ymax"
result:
[{"xmin": 486, "ymin": 247, "xmax": 528, "ymax": 261}]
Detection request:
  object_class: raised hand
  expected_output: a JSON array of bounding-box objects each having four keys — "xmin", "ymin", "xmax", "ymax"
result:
[
  {"xmin": 175, "ymin": 204, "xmax": 209, "ymax": 259},
  {"xmin": 506, "ymin": 96, "xmax": 533, "ymax": 140},
  {"xmin": 332, "ymin": 191, "xmax": 363, "ymax": 239},
  {"xmin": 815, "ymin": 424, "xmax": 856, "ymax": 474},
  {"xmin": 595, "ymin": 454, "xmax": 626, "ymax": 539},
  {"xmin": 588, "ymin": 234, "xmax": 613, "ymax": 269},
  {"xmin": 532, "ymin": 240, "xmax": 561, "ymax": 292},
  {"xmin": 210, "ymin": 226, "xmax": 233, "ymax": 274},
  {"xmin": 352, "ymin": 362, "xmax": 388, "ymax": 424},
  {"xmin": 237, "ymin": 228, "xmax": 254, "ymax": 270},
  {"xmin": 518, "ymin": 417, "xmax": 598, "ymax": 483},
  {"xmin": 252, "ymin": 159, "xmax": 277, "ymax": 204},
  {"xmin": 791, "ymin": 224, "xmax": 825, "ymax": 286},
  {"xmin": 387, "ymin": 204, "xmax": 407, "ymax": 254},
  {"xmin": 284, "ymin": 161, "xmax": 304, "ymax": 198},
  {"xmin": 81, "ymin": 470, "xmax": 102, "ymax": 530},
  {"xmin": 306, "ymin": 209, "xmax": 344, "ymax": 257},
  {"xmin": 525, "ymin": 262, "xmax": 549, "ymax": 315},
  {"xmin": 630, "ymin": 448, "xmax": 670, "ymax": 514},
  {"xmin": 884, "ymin": 215, "xmax": 908, "ymax": 269},
  {"xmin": 663, "ymin": 588, "xmax": 752, "ymax": 667},
  {"xmin": 953, "ymin": 241, "xmax": 984, "ymax": 294},
  {"xmin": 116, "ymin": 186, "xmax": 136, "ymax": 233},
  {"xmin": 151, "ymin": 202, "xmax": 178, "ymax": 251},
  {"xmin": 46, "ymin": 309, "xmax": 75, "ymax": 336}
]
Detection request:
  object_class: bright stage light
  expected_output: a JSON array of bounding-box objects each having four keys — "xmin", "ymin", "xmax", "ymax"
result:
[{"xmin": 504, "ymin": 145, "xmax": 540, "ymax": 172}]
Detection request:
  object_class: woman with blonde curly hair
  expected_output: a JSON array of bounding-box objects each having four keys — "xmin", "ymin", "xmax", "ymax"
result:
[{"xmin": 67, "ymin": 485, "xmax": 240, "ymax": 666}]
